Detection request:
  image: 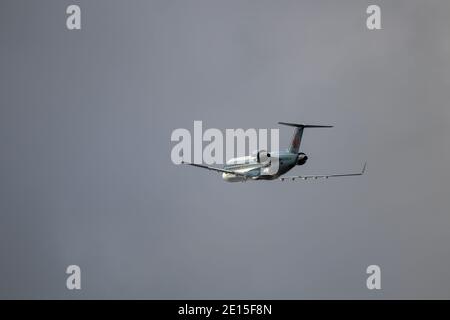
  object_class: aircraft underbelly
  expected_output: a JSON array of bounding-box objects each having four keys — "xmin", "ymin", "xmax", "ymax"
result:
[
  {"xmin": 222, "ymin": 173, "xmax": 246, "ymax": 182},
  {"xmin": 222, "ymin": 165, "xmax": 261, "ymax": 182}
]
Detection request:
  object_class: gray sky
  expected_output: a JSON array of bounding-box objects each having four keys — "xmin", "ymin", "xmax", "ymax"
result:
[{"xmin": 1, "ymin": 0, "xmax": 450, "ymax": 299}]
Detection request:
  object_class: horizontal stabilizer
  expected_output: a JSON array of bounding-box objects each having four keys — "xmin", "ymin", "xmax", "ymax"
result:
[
  {"xmin": 278, "ymin": 122, "xmax": 333, "ymax": 153},
  {"xmin": 278, "ymin": 122, "xmax": 333, "ymax": 128}
]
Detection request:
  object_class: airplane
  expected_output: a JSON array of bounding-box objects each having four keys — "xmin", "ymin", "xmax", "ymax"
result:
[{"xmin": 181, "ymin": 122, "xmax": 366, "ymax": 182}]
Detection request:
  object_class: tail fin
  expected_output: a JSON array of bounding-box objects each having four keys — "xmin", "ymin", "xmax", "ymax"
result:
[{"xmin": 278, "ymin": 122, "xmax": 333, "ymax": 153}]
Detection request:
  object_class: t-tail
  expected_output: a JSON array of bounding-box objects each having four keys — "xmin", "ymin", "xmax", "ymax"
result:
[{"xmin": 278, "ymin": 122, "xmax": 333, "ymax": 153}]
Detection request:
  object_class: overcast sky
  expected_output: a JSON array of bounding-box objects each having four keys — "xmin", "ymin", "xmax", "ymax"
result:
[{"xmin": 1, "ymin": 0, "xmax": 450, "ymax": 298}]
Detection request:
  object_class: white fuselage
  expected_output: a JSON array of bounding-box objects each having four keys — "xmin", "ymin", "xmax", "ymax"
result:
[
  {"xmin": 221, "ymin": 151, "xmax": 298, "ymax": 182},
  {"xmin": 222, "ymin": 156, "xmax": 262, "ymax": 182}
]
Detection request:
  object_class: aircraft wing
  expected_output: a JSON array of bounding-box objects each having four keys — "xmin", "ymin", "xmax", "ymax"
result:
[
  {"xmin": 279, "ymin": 162, "xmax": 366, "ymax": 181},
  {"xmin": 181, "ymin": 161, "xmax": 250, "ymax": 177}
]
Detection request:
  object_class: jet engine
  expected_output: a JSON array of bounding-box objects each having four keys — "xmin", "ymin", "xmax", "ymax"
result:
[
  {"xmin": 256, "ymin": 150, "xmax": 271, "ymax": 165},
  {"xmin": 297, "ymin": 152, "xmax": 308, "ymax": 165}
]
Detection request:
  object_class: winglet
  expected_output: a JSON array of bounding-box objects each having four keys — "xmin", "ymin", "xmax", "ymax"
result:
[{"xmin": 361, "ymin": 162, "xmax": 367, "ymax": 175}]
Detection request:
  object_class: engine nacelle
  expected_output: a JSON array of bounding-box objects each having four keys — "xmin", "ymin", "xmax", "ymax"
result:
[
  {"xmin": 297, "ymin": 152, "xmax": 308, "ymax": 165},
  {"xmin": 256, "ymin": 150, "xmax": 271, "ymax": 164}
]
